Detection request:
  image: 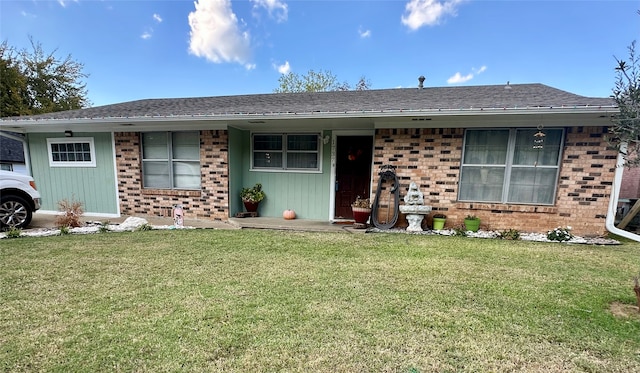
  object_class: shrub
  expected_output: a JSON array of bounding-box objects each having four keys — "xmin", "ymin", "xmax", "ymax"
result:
[
  {"xmin": 136, "ymin": 223, "xmax": 152, "ymax": 232},
  {"xmin": 98, "ymin": 221, "xmax": 111, "ymax": 233},
  {"xmin": 54, "ymin": 198, "xmax": 84, "ymax": 228},
  {"xmin": 547, "ymin": 226, "xmax": 573, "ymax": 242},
  {"xmin": 5, "ymin": 226, "xmax": 22, "ymax": 238},
  {"xmin": 451, "ymin": 225, "xmax": 467, "ymax": 237},
  {"xmin": 499, "ymin": 228, "xmax": 521, "ymax": 240}
]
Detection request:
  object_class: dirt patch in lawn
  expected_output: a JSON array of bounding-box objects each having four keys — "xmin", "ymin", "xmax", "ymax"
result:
[{"xmin": 609, "ymin": 302, "xmax": 640, "ymax": 320}]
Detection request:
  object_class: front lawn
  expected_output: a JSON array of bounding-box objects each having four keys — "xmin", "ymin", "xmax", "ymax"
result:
[{"xmin": 1, "ymin": 230, "xmax": 639, "ymax": 372}]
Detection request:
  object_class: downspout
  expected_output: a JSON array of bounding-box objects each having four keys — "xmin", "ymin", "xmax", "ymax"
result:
[
  {"xmin": 606, "ymin": 142, "xmax": 640, "ymax": 242},
  {"xmin": 0, "ymin": 131, "xmax": 31, "ymax": 176}
]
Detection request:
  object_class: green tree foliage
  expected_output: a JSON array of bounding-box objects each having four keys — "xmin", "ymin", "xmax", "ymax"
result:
[
  {"xmin": 0, "ymin": 38, "xmax": 90, "ymax": 117},
  {"xmin": 274, "ymin": 69, "xmax": 370, "ymax": 93}
]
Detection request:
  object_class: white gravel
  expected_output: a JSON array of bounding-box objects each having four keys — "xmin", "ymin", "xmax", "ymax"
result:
[
  {"xmin": 1, "ymin": 216, "xmax": 194, "ymax": 239},
  {"xmin": 366, "ymin": 227, "xmax": 621, "ymax": 245}
]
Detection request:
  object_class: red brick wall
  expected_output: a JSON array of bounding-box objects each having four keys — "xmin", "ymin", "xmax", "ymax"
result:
[
  {"xmin": 371, "ymin": 127, "xmax": 618, "ymax": 236},
  {"xmin": 114, "ymin": 130, "xmax": 229, "ymax": 221}
]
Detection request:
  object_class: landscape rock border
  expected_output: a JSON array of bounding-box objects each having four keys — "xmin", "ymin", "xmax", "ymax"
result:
[{"xmin": 366, "ymin": 227, "xmax": 621, "ymax": 245}]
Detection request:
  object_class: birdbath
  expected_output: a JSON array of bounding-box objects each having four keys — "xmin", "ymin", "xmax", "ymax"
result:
[{"xmin": 398, "ymin": 181, "xmax": 432, "ymax": 232}]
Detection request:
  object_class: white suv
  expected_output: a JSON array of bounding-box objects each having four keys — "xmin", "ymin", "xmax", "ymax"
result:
[{"xmin": 0, "ymin": 170, "xmax": 42, "ymax": 228}]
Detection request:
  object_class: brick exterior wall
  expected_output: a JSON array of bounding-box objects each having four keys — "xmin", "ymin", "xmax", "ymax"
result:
[
  {"xmin": 114, "ymin": 130, "xmax": 229, "ymax": 221},
  {"xmin": 371, "ymin": 127, "xmax": 618, "ymax": 237}
]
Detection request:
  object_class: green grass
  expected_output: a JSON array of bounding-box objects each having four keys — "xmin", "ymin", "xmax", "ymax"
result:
[{"xmin": 1, "ymin": 230, "xmax": 639, "ymax": 372}]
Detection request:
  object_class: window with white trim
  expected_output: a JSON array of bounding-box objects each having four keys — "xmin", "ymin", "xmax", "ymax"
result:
[
  {"xmin": 141, "ymin": 131, "xmax": 201, "ymax": 190},
  {"xmin": 252, "ymin": 133, "xmax": 321, "ymax": 171},
  {"xmin": 458, "ymin": 128, "xmax": 564, "ymax": 205},
  {"xmin": 47, "ymin": 137, "xmax": 96, "ymax": 167}
]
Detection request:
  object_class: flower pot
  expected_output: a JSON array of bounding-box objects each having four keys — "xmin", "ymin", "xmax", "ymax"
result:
[
  {"xmin": 243, "ymin": 201, "xmax": 259, "ymax": 213},
  {"xmin": 432, "ymin": 217, "xmax": 446, "ymax": 230},
  {"xmin": 464, "ymin": 218, "xmax": 480, "ymax": 232},
  {"xmin": 352, "ymin": 207, "xmax": 371, "ymax": 224}
]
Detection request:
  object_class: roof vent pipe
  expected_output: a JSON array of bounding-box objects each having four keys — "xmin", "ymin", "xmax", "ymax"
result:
[{"xmin": 418, "ymin": 76, "xmax": 425, "ymax": 89}]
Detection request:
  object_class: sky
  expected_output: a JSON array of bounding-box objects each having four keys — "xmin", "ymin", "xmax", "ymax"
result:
[{"xmin": 1, "ymin": 0, "xmax": 639, "ymax": 107}]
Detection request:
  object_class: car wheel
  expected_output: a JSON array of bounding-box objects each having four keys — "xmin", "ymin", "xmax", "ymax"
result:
[{"xmin": 0, "ymin": 195, "xmax": 33, "ymax": 229}]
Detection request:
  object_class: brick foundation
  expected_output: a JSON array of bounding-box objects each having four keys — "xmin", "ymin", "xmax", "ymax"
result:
[
  {"xmin": 114, "ymin": 130, "xmax": 229, "ymax": 221},
  {"xmin": 371, "ymin": 127, "xmax": 618, "ymax": 237}
]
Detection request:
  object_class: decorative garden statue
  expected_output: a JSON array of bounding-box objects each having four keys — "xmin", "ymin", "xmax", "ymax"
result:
[{"xmin": 398, "ymin": 181, "xmax": 431, "ymax": 232}]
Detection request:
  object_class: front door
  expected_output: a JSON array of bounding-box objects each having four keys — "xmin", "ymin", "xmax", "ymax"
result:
[{"xmin": 334, "ymin": 135, "xmax": 373, "ymax": 219}]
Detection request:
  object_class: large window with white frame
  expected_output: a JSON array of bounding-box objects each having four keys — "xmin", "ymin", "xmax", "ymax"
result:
[
  {"xmin": 141, "ymin": 131, "xmax": 201, "ymax": 190},
  {"xmin": 458, "ymin": 128, "xmax": 564, "ymax": 205},
  {"xmin": 47, "ymin": 137, "xmax": 96, "ymax": 167},
  {"xmin": 252, "ymin": 133, "xmax": 321, "ymax": 171}
]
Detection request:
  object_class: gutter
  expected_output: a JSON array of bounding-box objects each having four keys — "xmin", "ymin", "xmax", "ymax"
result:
[{"xmin": 606, "ymin": 142, "xmax": 640, "ymax": 242}]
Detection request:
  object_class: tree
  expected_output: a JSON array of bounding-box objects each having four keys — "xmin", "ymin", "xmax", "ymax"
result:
[
  {"xmin": 611, "ymin": 40, "xmax": 640, "ymax": 167},
  {"xmin": 274, "ymin": 69, "xmax": 370, "ymax": 93},
  {"xmin": 0, "ymin": 37, "xmax": 90, "ymax": 117},
  {"xmin": 0, "ymin": 42, "xmax": 29, "ymax": 117},
  {"xmin": 610, "ymin": 13, "xmax": 640, "ymax": 167}
]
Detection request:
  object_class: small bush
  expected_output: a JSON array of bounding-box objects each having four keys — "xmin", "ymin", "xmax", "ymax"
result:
[
  {"xmin": 136, "ymin": 224, "xmax": 152, "ymax": 232},
  {"xmin": 54, "ymin": 198, "xmax": 84, "ymax": 228},
  {"xmin": 59, "ymin": 226, "xmax": 70, "ymax": 235},
  {"xmin": 451, "ymin": 225, "xmax": 467, "ymax": 237},
  {"xmin": 500, "ymin": 228, "xmax": 521, "ymax": 240},
  {"xmin": 547, "ymin": 226, "xmax": 573, "ymax": 242},
  {"xmin": 98, "ymin": 221, "xmax": 111, "ymax": 233},
  {"xmin": 5, "ymin": 226, "xmax": 22, "ymax": 238}
]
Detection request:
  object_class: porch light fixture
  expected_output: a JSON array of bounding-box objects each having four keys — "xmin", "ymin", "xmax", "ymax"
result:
[{"xmin": 64, "ymin": 130, "xmax": 73, "ymax": 137}]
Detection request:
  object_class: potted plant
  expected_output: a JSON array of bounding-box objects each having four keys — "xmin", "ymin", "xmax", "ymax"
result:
[
  {"xmin": 432, "ymin": 213, "xmax": 447, "ymax": 230},
  {"xmin": 464, "ymin": 214, "xmax": 480, "ymax": 232},
  {"xmin": 240, "ymin": 183, "xmax": 265, "ymax": 213},
  {"xmin": 351, "ymin": 196, "xmax": 371, "ymax": 225}
]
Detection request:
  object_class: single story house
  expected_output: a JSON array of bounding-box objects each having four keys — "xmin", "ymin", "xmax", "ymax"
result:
[{"xmin": 0, "ymin": 82, "xmax": 630, "ymax": 237}]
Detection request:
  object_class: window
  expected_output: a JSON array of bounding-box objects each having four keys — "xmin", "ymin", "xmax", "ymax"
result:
[
  {"xmin": 252, "ymin": 133, "xmax": 321, "ymax": 171},
  {"xmin": 142, "ymin": 131, "xmax": 201, "ymax": 189},
  {"xmin": 47, "ymin": 137, "xmax": 96, "ymax": 167},
  {"xmin": 458, "ymin": 128, "xmax": 564, "ymax": 205},
  {"xmin": 0, "ymin": 164, "xmax": 13, "ymax": 171}
]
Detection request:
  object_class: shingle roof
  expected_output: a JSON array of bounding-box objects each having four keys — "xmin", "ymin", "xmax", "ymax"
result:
[{"xmin": 0, "ymin": 84, "xmax": 615, "ymax": 122}]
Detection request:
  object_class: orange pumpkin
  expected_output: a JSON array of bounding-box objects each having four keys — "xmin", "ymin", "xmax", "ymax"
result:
[{"xmin": 283, "ymin": 209, "xmax": 296, "ymax": 220}]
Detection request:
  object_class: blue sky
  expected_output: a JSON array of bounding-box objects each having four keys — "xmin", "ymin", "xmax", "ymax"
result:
[{"xmin": 1, "ymin": 0, "xmax": 639, "ymax": 107}]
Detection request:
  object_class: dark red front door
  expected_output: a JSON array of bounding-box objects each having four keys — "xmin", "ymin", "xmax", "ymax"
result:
[{"xmin": 334, "ymin": 136, "xmax": 373, "ymax": 219}]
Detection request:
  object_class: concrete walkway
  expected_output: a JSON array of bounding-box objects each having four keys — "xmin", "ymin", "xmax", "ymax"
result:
[{"xmin": 28, "ymin": 213, "xmax": 364, "ymax": 233}]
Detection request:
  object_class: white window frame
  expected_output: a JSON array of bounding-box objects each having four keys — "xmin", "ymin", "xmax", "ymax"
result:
[
  {"xmin": 47, "ymin": 137, "xmax": 96, "ymax": 167},
  {"xmin": 250, "ymin": 132, "xmax": 322, "ymax": 173},
  {"xmin": 458, "ymin": 128, "xmax": 564, "ymax": 205}
]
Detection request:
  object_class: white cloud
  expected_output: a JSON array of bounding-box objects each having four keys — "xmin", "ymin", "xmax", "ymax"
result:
[
  {"xmin": 251, "ymin": 0, "xmax": 288, "ymax": 22},
  {"xmin": 188, "ymin": 0, "xmax": 253, "ymax": 69},
  {"xmin": 447, "ymin": 72, "xmax": 473, "ymax": 84},
  {"xmin": 275, "ymin": 61, "xmax": 291, "ymax": 74},
  {"xmin": 141, "ymin": 31, "xmax": 152, "ymax": 40},
  {"xmin": 57, "ymin": 0, "xmax": 78, "ymax": 8},
  {"xmin": 401, "ymin": 0, "xmax": 463, "ymax": 30},
  {"xmin": 153, "ymin": 13, "xmax": 163, "ymax": 23},
  {"xmin": 358, "ymin": 27, "xmax": 371, "ymax": 38},
  {"xmin": 447, "ymin": 65, "xmax": 487, "ymax": 84}
]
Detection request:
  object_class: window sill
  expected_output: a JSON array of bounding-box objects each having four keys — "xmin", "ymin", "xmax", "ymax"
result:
[
  {"xmin": 142, "ymin": 189, "xmax": 202, "ymax": 197},
  {"xmin": 456, "ymin": 202, "xmax": 557, "ymax": 214}
]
